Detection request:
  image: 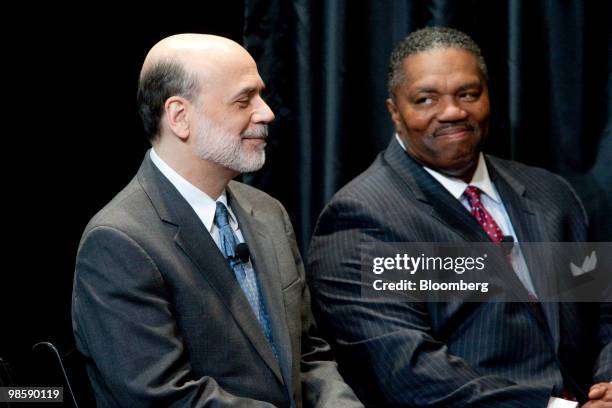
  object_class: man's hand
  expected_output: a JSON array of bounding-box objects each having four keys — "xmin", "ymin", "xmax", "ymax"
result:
[{"xmin": 581, "ymin": 383, "xmax": 612, "ymax": 407}]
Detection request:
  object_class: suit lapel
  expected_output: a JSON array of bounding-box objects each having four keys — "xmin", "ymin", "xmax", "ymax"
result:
[
  {"xmin": 228, "ymin": 185, "xmax": 294, "ymax": 397},
  {"xmin": 412, "ymin": 167, "xmax": 491, "ymax": 243},
  {"xmin": 490, "ymin": 165, "xmax": 589, "ymax": 400},
  {"xmin": 173, "ymin": 216, "xmax": 285, "ymax": 385},
  {"xmin": 137, "ymin": 153, "xmax": 284, "ymax": 384},
  {"xmin": 407, "ymin": 152, "xmax": 542, "ymax": 306},
  {"xmin": 384, "ymin": 139, "xmax": 492, "ymax": 243},
  {"xmin": 487, "ymin": 160, "xmax": 561, "ymax": 348}
]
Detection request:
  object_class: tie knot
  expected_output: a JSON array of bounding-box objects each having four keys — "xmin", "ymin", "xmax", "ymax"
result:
[
  {"xmin": 214, "ymin": 202, "xmax": 231, "ymax": 228},
  {"xmin": 463, "ymin": 185, "xmax": 481, "ymax": 206}
]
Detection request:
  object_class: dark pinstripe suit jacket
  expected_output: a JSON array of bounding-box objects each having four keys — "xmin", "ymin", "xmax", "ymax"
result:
[
  {"xmin": 307, "ymin": 138, "xmax": 612, "ymax": 407},
  {"xmin": 72, "ymin": 152, "xmax": 362, "ymax": 407}
]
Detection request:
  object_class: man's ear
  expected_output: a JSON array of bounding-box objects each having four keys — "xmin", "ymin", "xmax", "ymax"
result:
[
  {"xmin": 386, "ymin": 97, "xmax": 403, "ymax": 135},
  {"xmin": 163, "ymin": 96, "xmax": 191, "ymax": 141}
]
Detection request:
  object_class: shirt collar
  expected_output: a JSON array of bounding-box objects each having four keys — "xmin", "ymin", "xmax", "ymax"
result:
[
  {"xmin": 394, "ymin": 133, "xmax": 500, "ymax": 203},
  {"xmin": 149, "ymin": 148, "xmax": 236, "ymax": 232}
]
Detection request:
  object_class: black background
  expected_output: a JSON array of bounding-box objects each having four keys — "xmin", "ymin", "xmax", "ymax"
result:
[{"xmin": 2, "ymin": 3, "xmax": 245, "ymax": 392}]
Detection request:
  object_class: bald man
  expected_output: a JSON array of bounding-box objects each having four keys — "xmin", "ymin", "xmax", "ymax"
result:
[{"xmin": 72, "ymin": 34, "xmax": 362, "ymax": 408}]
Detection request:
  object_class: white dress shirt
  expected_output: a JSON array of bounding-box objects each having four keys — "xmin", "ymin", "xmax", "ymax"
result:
[{"xmin": 149, "ymin": 148, "xmax": 248, "ymax": 251}]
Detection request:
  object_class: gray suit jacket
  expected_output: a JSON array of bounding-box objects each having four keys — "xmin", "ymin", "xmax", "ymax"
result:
[
  {"xmin": 72, "ymin": 152, "xmax": 362, "ymax": 407},
  {"xmin": 307, "ymin": 138, "xmax": 612, "ymax": 407}
]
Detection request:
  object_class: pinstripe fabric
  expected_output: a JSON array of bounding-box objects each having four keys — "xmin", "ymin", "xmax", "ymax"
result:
[{"xmin": 307, "ymin": 138, "xmax": 611, "ymax": 407}]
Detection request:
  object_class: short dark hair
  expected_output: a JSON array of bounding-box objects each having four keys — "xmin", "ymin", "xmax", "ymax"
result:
[
  {"xmin": 388, "ymin": 26, "xmax": 488, "ymax": 97},
  {"xmin": 137, "ymin": 60, "xmax": 199, "ymax": 142}
]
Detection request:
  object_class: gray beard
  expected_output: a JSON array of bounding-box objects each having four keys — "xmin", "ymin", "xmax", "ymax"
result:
[{"xmin": 194, "ymin": 118, "xmax": 267, "ymax": 173}]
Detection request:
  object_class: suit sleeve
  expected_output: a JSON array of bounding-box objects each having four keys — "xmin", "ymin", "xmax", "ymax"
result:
[
  {"xmin": 276, "ymin": 203, "xmax": 363, "ymax": 408},
  {"xmin": 307, "ymin": 197, "xmax": 553, "ymax": 407},
  {"xmin": 594, "ymin": 302, "xmax": 612, "ymax": 382},
  {"xmin": 558, "ymin": 175, "xmax": 612, "ymax": 383},
  {"xmin": 72, "ymin": 226, "xmax": 275, "ymax": 407}
]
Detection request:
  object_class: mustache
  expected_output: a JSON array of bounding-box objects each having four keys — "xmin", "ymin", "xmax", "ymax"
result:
[
  {"xmin": 241, "ymin": 125, "xmax": 269, "ymax": 139},
  {"xmin": 433, "ymin": 122, "xmax": 475, "ymax": 137}
]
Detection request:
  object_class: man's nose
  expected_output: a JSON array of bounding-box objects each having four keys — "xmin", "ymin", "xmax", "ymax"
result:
[
  {"xmin": 437, "ymin": 98, "xmax": 468, "ymax": 122},
  {"xmin": 253, "ymin": 96, "xmax": 275, "ymax": 124}
]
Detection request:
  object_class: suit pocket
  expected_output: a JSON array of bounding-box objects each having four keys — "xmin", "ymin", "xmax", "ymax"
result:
[
  {"xmin": 282, "ymin": 277, "xmax": 303, "ymax": 339},
  {"xmin": 282, "ymin": 275, "xmax": 302, "ymax": 293}
]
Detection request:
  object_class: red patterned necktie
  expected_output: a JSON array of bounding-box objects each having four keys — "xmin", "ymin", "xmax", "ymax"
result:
[
  {"xmin": 463, "ymin": 185, "xmax": 504, "ymax": 243},
  {"xmin": 464, "ymin": 187, "xmax": 540, "ymax": 301}
]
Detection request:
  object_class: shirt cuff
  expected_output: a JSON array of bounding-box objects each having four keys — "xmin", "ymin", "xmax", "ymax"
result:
[{"xmin": 547, "ymin": 397, "xmax": 578, "ymax": 408}]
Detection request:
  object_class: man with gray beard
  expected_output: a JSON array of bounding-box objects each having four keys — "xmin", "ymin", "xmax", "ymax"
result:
[{"xmin": 71, "ymin": 34, "xmax": 362, "ymax": 408}]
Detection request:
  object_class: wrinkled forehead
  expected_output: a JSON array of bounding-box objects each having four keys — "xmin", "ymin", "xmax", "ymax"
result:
[
  {"xmin": 184, "ymin": 48, "xmax": 265, "ymax": 97},
  {"xmin": 401, "ymin": 48, "xmax": 485, "ymax": 85}
]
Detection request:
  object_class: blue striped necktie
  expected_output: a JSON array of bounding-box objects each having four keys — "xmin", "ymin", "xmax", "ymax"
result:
[{"xmin": 213, "ymin": 202, "xmax": 278, "ymax": 359}]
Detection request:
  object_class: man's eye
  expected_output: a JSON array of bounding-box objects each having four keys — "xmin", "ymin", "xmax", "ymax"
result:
[
  {"xmin": 415, "ymin": 97, "xmax": 433, "ymax": 105},
  {"xmin": 237, "ymin": 100, "xmax": 249, "ymax": 107},
  {"xmin": 460, "ymin": 92, "xmax": 480, "ymax": 101}
]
